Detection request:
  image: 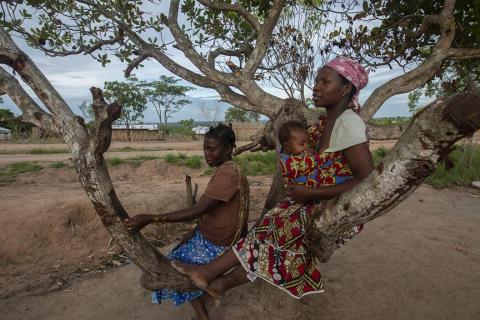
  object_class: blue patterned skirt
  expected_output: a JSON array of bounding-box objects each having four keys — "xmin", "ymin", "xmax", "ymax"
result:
[{"xmin": 152, "ymin": 228, "xmax": 226, "ymax": 306}]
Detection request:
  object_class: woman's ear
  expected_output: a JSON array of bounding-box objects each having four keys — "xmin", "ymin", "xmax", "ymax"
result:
[
  {"xmin": 225, "ymin": 144, "xmax": 233, "ymax": 157},
  {"xmin": 342, "ymin": 83, "xmax": 353, "ymax": 97}
]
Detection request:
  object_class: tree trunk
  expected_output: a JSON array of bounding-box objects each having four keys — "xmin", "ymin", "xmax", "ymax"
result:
[
  {"xmin": 185, "ymin": 175, "xmax": 198, "ymax": 207},
  {"xmin": 72, "ymin": 88, "xmax": 196, "ymax": 291},
  {"xmin": 126, "ymin": 122, "xmax": 131, "ymax": 141}
]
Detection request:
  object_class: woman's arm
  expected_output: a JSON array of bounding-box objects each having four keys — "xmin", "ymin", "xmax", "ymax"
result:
[
  {"xmin": 124, "ymin": 194, "xmax": 222, "ymax": 232},
  {"xmin": 286, "ymin": 142, "xmax": 374, "ymax": 202}
]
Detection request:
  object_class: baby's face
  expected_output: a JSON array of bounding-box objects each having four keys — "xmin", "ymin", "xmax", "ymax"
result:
[{"xmin": 283, "ymin": 129, "xmax": 308, "ymax": 155}]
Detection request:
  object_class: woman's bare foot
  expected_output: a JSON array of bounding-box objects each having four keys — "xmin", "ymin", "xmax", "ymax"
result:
[
  {"xmin": 200, "ymin": 292, "xmax": 221, "ymax": 309},
  {"xmin": 204, "ymin": 278, "xmax": 226, "ymax": 303},
  {"xmin": 171, "ymin": 260, "xmax": 210, "ymax": 290}
]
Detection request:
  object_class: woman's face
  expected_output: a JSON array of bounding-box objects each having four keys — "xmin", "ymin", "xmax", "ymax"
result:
[
  {"xmin": 203, "ymin": 137, "xmax": 231, "ymax": 167},
  {"xmin": 312, "ymin": 66, "xmax": 348, "ymax": 108}
]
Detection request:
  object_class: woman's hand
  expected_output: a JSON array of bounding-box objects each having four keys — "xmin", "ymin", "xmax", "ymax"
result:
[
  {"xmin": 178, "ymin": 228, "xmax": 196, "ymax": 245},
  {"xmin": 123, "ymin": 214, "xmax": 154, "ymax": 233},
  {"xmin": 285, "ymin": 185, "xmax": 313, "ymax": 203}
]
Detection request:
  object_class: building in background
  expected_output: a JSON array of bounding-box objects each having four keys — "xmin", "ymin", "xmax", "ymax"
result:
[{"xmin": 0, "ymin": 126, "xmax": 11, "ymax": 140}]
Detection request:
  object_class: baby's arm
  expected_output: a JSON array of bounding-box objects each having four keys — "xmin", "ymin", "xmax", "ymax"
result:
[{"xmin": 124, "ymin": 195, "xmax": 222, "ymax": 232}]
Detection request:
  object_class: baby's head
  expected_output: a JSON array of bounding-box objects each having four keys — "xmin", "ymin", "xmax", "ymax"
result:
[{"xmin": 278, "ymin": 120, "xmax": 308, "ymax": 156}]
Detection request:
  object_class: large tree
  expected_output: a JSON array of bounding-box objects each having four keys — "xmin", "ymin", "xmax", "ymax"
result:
[
  {"xmin": 0, "ymin": 0, "xmax": 479, "ymax": 294},
  {"xmin": 139, "ymin": 75, "xmax": 192, "ymax": 137},
  {"xmin": 103, "ymin": 78, "xmax": 147, "ymax": 141}
]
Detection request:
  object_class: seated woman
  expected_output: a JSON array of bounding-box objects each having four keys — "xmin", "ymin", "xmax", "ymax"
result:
[
  {"xmin": 124, "ymin": 124, "xmax": 249, "ymax": 320},
  {"xmin": 171, "ymin": 57, "xmax": 374, "ymax": 300}
]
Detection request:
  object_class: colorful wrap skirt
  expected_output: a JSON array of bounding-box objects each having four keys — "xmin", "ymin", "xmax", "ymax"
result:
[
  {"xmin": 152, "ymin": 228, "xmax": 226, "ymax": 306},
  {"xmin": 233, "ymin": 200, "xmax": 323, "ymax": 298},
  {"xmin": 233, "ymin": 199, "xmax": 362, "ymax": 299}
]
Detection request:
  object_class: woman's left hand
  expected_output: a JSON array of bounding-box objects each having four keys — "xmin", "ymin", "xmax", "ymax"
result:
[
  {"xmin": 123, "ymin": 214, "xmax": 154, "ymax": 233},
  {"xmin": 285, "ymin": 185, "xmax": 312, "ymax": 203}
]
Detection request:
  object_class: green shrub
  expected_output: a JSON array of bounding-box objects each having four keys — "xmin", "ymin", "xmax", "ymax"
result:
[
  {"xmin": 185, "ymin": 155, "xmax": 203, "ymax": 169},
  {"xmin": 0, "ymin": 161, "xmax": 43, "ymax": 184},
  {"xmin": 164, "ymin": 153, "xmax": 182, "ymax": 165},
  {"xmin": 164, "ymin": 153, "xmax": 203, "ymax": 168},
  {"xmin": 127, "ymin": 155, "xmax": 161, "ymax": 167},
  {"xmin": 426, "ymin": 146, "xmax": 480, "ymax": 188},
  {"xmin": 202, "ymin": 167, "xmax": 214, "ymax": 176},
  {"xmin": 372, "ymin": 147, "xmax": 389, "ymax": 165},
  {"xmin": 107, "ymin": 157, "xmax": 125, "ymax": 166},
  {"xmin": 116, "ymin": 146, "xmax": 135, "ymax": 152},
  {"xmin": 30, "ymin": 148, "xmax": 68, "ymax": 154},
  {"xmin": 49, "ymin": 161, "xmax": 65, "ymax": 169},
  {"xmin": 234, "ymin": 151, "xmax": 276, "ymax": 176}
]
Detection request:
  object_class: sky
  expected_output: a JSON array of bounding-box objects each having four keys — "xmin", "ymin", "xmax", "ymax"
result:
[{"xmin": 0, "ymin": 4, "xmax": 433, "ymax": 123}]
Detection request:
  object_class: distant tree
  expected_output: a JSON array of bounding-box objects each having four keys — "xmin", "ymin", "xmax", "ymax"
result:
[
  {"xmin": 0, "ymin": 108, "xmax": 14, "ymax": 122},
  {"xmin": 103, "ymin": 78, "xmax": 147, "ymax": 141},
  {"xmin": 140, "ymin": 76, "xmax": 192, "ymax": 137},
  {"xmin": 225, "ymin": 106, "xmax": 260, "ymax": 122},
  {"xmin": 0, "ymin": 107, "xmax": 32, "ymax": 136},
  {"xmin": 178, "ymin": 118, "xmax": 195, "ymax": 139}
]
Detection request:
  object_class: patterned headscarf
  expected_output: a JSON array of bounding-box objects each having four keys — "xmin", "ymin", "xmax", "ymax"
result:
[{"xmin": 325, "ymin": 57, "xmax": 369, "ymax": 113}]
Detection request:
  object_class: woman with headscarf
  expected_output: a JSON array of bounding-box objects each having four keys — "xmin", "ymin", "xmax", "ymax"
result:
[{"xmin": 172, "ymin": 57, "xmax": 374, "ymax": 300}]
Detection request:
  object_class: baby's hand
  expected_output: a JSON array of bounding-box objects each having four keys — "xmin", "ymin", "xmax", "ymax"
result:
[{"xmin": 285, "ymin": 185, "xmax": 312, "ymax": 203}]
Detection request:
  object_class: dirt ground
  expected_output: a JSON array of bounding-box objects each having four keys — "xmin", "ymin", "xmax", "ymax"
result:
[{"xmin": 1, "ymin": 141, "xmax": 479, "ymax": 320}]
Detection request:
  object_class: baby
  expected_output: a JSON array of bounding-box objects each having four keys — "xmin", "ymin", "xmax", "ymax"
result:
[{"xmin": 278, "ymin": 120, "xmax": 321, "ymax": 188}]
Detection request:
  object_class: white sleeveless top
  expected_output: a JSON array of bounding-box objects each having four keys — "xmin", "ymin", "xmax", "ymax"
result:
[{"xmin": 324, "ymin": 109, "xmax": 367, "ymax": 152}]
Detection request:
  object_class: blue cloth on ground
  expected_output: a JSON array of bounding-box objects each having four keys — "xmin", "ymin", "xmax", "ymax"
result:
[{"xmin": 152, "ymin": 228, "xmax": 226, "ymax": 306}]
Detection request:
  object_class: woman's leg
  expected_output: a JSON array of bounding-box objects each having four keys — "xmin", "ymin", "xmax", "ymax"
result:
[
  {"xmin": 206, "ymin": 265, "xmax": 250, "ymax": 298},
  {"xmin": 189, "ymin": 298, "xmax": 209, "ymax": 320},
  {"xmin": 172, "ymin": 249, "xmax": 240, "ymax": 290}
]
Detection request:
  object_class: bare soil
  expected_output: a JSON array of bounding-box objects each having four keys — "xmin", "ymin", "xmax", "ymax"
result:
[{"xmin": 1, "ymin": 141, "xmax": 479, "ymax": 320}]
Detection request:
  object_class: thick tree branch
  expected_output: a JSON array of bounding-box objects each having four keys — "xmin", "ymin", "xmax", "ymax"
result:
[
  {"xmin": 360, "ymin": 0, "xmax": 456, "ymax": 120},
  {"xmin": 0, "ymin": 27, "xmax": 85, "ymax": 142},
  {"xmin": 242, "ymin": 0, "xmax": 285, "ymax": 77},
  {"xmin": 37, "ymin": 31, "xmax": 124, "ymax": 57},
  {"xmin": 124, "ymin": 53, "xmax": 149, "ymax": 78},
  {"xmin": 217, "ymin": 84, "xmax": 279, "ymax": 118},
  {"xmin": 197, "ymin": 0, "xmax": 261, "ymax": 33},
  {"xmin": 89, "ymin": 87, "xmax": 122, "ymax": 155},
  {"xmin": 207, "ymin": 46, "xmax": 250, "ymax": 68},
  {"xmin": 308, "ymin": 93, "xmax": 480, "ymax": 262},
  {"xmin": 168, "ymin": 0, "xmax": 238, "ymax": 86},
  {"xmin": 0, "ymin": 66, "xmax": 56, "ymax": 131},
  {"xmin": 448, "ymin": 48, "xmax": 480, "ymax": 60}
]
